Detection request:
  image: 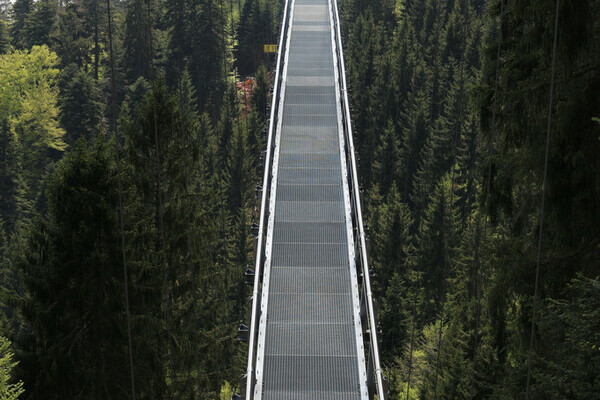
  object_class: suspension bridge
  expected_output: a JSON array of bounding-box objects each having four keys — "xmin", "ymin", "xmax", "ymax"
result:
[{"xmin": 242, "ymin": 0, "xmax": 387, "ymax": 398}]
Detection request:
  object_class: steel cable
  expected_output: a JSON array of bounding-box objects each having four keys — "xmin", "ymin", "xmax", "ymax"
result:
[
  {"xmin": 525, "ymin": 0, "xmax": 560, "ymax": 397},
  {"xmin": 105, "ymin": 0, "xmax": 136, "ymax": 397}
]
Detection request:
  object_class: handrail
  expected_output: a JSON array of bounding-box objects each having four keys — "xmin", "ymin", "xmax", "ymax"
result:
[
  {"xmin": 244, "ymin": 0, "xmax": 292, "ymax": 398},
  {"xmin": 246, "ymin": 0, "xmax": 386, "ymax": 398},
  {"xmin": 330, "ymin": 0, "xmax": 387, "ymax": 398}
]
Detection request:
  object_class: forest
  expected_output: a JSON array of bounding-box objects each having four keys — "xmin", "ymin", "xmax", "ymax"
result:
[
  {"xmin": 0, "ymin": 0, "xmax": 277, "ymax": 398},
  {"xmin": 0, "ymin": 0, "xmax": 598, "ymax": 399},
  {"xmin": 340, "ymin": 0, "xmax": 600, "ymax": 398}
]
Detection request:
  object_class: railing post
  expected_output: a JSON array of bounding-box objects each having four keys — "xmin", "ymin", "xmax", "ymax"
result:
[
  {"xmin": 331, "ymin": 0, "xmax": 386, "ymax": 397},
  {"xmin": 367, "ymin": 340, "xmax": 375, "ymax": 399},
  {"xmin": 244, "ymin": 0, "xmax": 292, "ymax": 398}
]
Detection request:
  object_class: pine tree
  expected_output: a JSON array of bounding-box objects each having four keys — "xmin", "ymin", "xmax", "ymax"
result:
[
  {"xmin": 0, "ymin": 19, "xmax": 9, "ymax": 54},
  {"xmin": 216, "ymin": 85, "xmax": 239, "ymax": 168},
  {"xmin": 226, "ymin": 125, "xmax": 251, "ymax": 212},
  {"xmin": 0, "ymin": 119, "xmax": 18, "ymax": 232},
  {"xmin": 398, "ymin": 87, "xmax": 429, "ymax": 207},
  {"xmin": 534, "ymin": 275, "xmax": 600, "ymax": 399},
  {"xmin": 81, "ymin": 0, "xmax": 104, "ymax": 79},
  {"xmin": 236, "ymin": 0, "xmax": 259, "ymax": 75},
  {"xmin": 164, "ymin": 0, "xmax": 189, "ymax": 88},
  {"xmin": 10, "ymin": 0, "xmax": 33, "ymax": 49},
  {"xmin": 22, "ymin": 0, "xmax": 57, "ymax": 48},
  {"xmin": 252, "ymin": 63, "xmax": 269, "ymax": 118},
  {"xmin": 188, "ymin": 0, "xmax": 226, "ymax": 113},
  {"xmin": 58, "ymin": 65, "xmax": 104, "ymax": 144},
  {"xmin": 0, "ymin": 336, "xmax": 24, "ymax": 400},
  {"xmin": 416, "ymin": 176, "xmax": 457, "ymax": 321},
  {"xmin": 236, "ymin": 0, "xmax": 274, "ymax": 74},
  {"xmin": 54, "ymin": 2, "xmax": 90, "ymax": 69},
  {"xmin": 17, "ymin": 140, "xmax": 156, "ymax": 400},
  {"xmin": 123, "ymin": 0, "xmax": 154, "ymax": 83}
]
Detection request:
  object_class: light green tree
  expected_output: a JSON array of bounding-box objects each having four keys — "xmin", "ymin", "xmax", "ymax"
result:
[
  {"xmin": 0, "ymin": 45, "xmax": 65, "ymax": 222},
  {"xmin": 0, "ymin": 336, "xmax": 24, "ymax": 400},
  {"xmin": 0, "ymin": 45, "xmax": 63, "ymax": 140},
  {"xmin": 219, "ymin": 381, "xmax": 233, "ymax": 400}
]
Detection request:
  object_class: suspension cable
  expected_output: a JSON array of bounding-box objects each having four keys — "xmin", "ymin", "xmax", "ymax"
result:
[
  {"xmin": 106, "ymin": 0, "xmax": 136, "ymax": 398},
  {"xmin": 525, "ymin": 0, "xmax": 560, "ymax": 397},
  {"xmin": 468, "ymin": 1, "xmax": 504, "ymax": 397}
]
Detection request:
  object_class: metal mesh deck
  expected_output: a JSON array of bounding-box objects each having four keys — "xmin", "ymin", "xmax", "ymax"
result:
[{"xmin": 256, "ymin": 0, "xmax": 366, "ymax": 398}]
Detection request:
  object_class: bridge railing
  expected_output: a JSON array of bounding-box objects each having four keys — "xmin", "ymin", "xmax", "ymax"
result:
[
  {"xmin": 244, "ymin": 0, "xmax": 387, "ymax": 397},
  {"xmin": 244, "ymin": 0, "xmax": 292, "ymax": 398},
  {"xmin": 330, "ymin": 0, "xmax": 388, "ymax": 398}
]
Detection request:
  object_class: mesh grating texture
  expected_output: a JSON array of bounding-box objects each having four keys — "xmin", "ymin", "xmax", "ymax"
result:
[
  {"xmin": 258, "ymin": 0, "xmax": 364, "ymax": 398},
  {"xmin": 271, "ymin": 243, "xmax": 349, "ymax": 268}
]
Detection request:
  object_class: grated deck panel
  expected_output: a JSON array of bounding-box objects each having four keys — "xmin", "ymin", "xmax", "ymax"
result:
[{"xmin": 256, "ymin": 0, "xmax": 366, "ymax": 398}]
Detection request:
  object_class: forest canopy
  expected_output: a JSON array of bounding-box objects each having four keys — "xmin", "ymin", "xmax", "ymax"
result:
[
  {"xmin": 0, "ymin": 0, "xmax": 598, "ymax": 399},
  {"xmin": 0, "ymin": 0, "xmax": 277, "ymax": 398},
  {"xmin": 340, "ymin": 0, "xmax": 600, "ymax": 398}
]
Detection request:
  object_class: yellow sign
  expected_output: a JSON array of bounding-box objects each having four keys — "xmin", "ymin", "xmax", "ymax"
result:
[{"xmin": 264, "ymin": 44, "xmax": 277, "ymax": 53}]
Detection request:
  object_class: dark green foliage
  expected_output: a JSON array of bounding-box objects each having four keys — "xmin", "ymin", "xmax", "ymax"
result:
[
  {"xmin": 1, "ymin": 0, "xmax": 270, "ymax": 397},
  {"xmin": 2, "ymin": 0, "xmax": 597, "ymax": 398},
  {"xmin": 58, "ymin": 65, "xmax": 104, "ymax": 143},
  {"xmin": 417, "ymin": 177, "xmax": 458, "ymax": 319},
  {"xmin": 119, "ymin": 77, "xmax": 253, "ymax": 397},
  {"xmin": 163, "ymin": 0, "xmax": 240, "ymax": 115},
  {"xmin": 534, "ymin": 275, "xmax": 600, "ymax": 399},
  {"xmin": 0, "ymin": 19, "xmax": 9, "ymax": 54},
  {"xmin": 22, "ymin": 0, "xmax": 57, "ymax": 48},
  {"xmin": 163, "ymin": 0, "xmax": 187, "ymax": 87},
  {"xmin": 81, "ymin": 0, "xmax": 105, "ymax": 79},
  {"xmin": 474, "ymin": 1, "xmax": 600, "ymax": 397},
  {"xmin": 252, "ymin": 64, "xmax": 269, "ymax": 117},
  {"xmin": 54, "ymin": 2, "xmax": 89, "ymax": 68},
  {"xmin": 187, "ymin": 0, "xmax": 227, "ymax": 113},
  {"xmin": 9, "ymin": 0, "xmax": 32, "ymax": 49},
  {"xmin": 124, "ymin": 0, "xmax": 155, "ymax": 83},
  {"xmin": 343, "ymin": 0, "xmax": 600, "ymax": 398},
  {"xmin": 0, "ymin": 120, "xmax": 18, "ymax": 232},
  {"xmin": 236, "ymin": 0, "xmax": 275, "ymax": 74},
  {"xmin": 17, "ymin": 140, "xmax": 148, "ymax": 399}
]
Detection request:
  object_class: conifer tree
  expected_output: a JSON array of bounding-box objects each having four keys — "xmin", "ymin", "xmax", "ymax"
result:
[
  {"xmin": 10, "ymin": 0, "xmax": 32, "ymax": 49},
  {"xmin": 0, "ymin": 119, "xmax": 18, "ymax": 231},
  {"xmin": 17, "ymin": 140, "xmax": 158, "ymax": 400},
  {"xmin": 54, "ymin": 2, "xmax": 90, "ymax": 69},
  {"xmin": 188, "ymin": 0, "xmax": 226, "ymax": 112},
  {"xmin": 252, "ymin": 64, "xmax": 269, "ymax": 118},
  {"xmin": 0, "ymin": 19, "xmax": 9, "ymax": 54},
  {"xmin": 399, "ymin": 87, "xmax": 429, "ymax": 207},
  {"xmin": 81, "ymin": 0, "xmax": 104, "ymax": 79},
  {"xmin": 22, "ymin": 0, "xmax": 57, "ymax": 48},
  {"xmin": 0, "ymin": 336, "xmax": 24, "ymax": 400},
  {"xmin": 58, "ymin": 65, "xmax": 104, "ymax": 144},
  {"xmin": 123, "ymin": 0, "xmax": 154, "ymax": 83},
  {"xmin": 416, "ymin": 176, "xmax": 457, "ymax": 322}
]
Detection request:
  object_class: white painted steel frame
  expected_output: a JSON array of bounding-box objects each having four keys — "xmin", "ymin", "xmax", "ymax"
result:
[
  {"xmin": 244, "ymin": 0, "xmax": 292, "ymax": 397},
  {"xmin": 245, "ymin": 0, "xmax": 387, "ymax": 397},
  {"xmin": 253, "ymin": 0, "xmax": 295, "ymax": 396},
  {"xmin": 327, "ymin": 0, "xmax": 369, "ymax": 397},
  {"xmin": 330, "ymin": 0, "xmax": 387, "ymax": 397}
]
